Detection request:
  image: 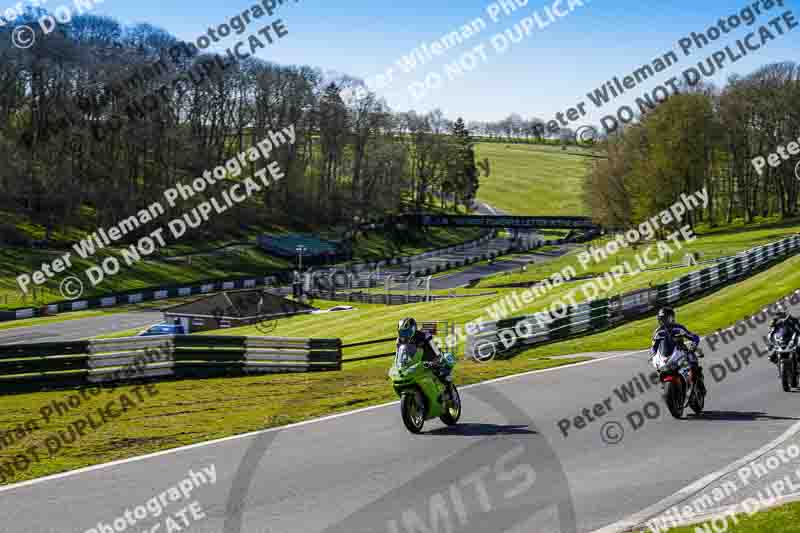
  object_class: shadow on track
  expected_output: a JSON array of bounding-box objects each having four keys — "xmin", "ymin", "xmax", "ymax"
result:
[
  {"xmin": 686, "ymin": 411, "xmax": 800, "ymax": 422},
  {"xmin": 425, "ymin": 423, "xmax": 537, "ymax": 436}
]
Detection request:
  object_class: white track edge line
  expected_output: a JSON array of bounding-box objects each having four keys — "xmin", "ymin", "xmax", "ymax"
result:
[
  {"xmin": 592, "ymin": 419, "xmax": 800, "ymax": 533},
  {"xmin": 0, "ymin": 349, "xmax": 646, "ymax": 493},
  {"xmin": 663, "ymin": 490, "xmax": 800, "ymax": 529},
  {"xmin": 592, "ymin": 294, "xmax": 800, "ymax": 532},
  {"xmin": 3, "ymin": 287, "xmax": 795, "ymax": 494}
]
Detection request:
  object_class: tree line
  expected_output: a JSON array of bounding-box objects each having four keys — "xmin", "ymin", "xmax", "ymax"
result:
[
  {"xmin": 0, "ymin": 13, "xmax": 481, "ymax": 245},
  {"xmin": 585, "ymin": 62, "xmax": 800, "ymax": 230},
  {"xmin": 467, "ymin": 114, "xmax": 555, "ymax": 143}
]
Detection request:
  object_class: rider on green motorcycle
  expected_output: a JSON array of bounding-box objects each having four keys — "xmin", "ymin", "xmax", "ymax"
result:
[{"xmin": 397, "ymin": 318, "xmax": 451, "ymax": 382}]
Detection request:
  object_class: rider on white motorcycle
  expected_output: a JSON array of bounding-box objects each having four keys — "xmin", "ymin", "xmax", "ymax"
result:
[{"xmin": 652, "ymin": 307, "xmax": 705, "ymax": 392}]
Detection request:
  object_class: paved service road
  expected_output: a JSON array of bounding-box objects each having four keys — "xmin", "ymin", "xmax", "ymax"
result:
[
  {"xmin": 428, "ymin": 247, "xmax": 577, "ymax": 290},
  {"xmin": 2, "ymin": 296, "xmax": 798, "ymax": 533},
  {"xmin": 0, "ymin": 311, "xmax": 161, "ymax": 344}
]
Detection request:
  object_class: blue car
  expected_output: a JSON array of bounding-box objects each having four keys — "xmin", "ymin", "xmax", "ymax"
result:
[{"xmin": 138, "ymin": 323, "xmax": 185, "ymax": 336}]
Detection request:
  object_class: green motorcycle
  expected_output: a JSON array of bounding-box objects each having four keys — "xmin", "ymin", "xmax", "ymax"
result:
[{"xmin": 389, "ymin": 343, "xmax": 461, "ymax": 433}]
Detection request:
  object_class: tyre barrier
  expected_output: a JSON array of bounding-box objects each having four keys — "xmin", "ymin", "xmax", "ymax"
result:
[
  {"xmin": 0, "ymin": 335, "xmax": 342, "ymax": 393},
  {"xmin": 466, "ymin": 234, "xmax": 800, "ymax": 360}
]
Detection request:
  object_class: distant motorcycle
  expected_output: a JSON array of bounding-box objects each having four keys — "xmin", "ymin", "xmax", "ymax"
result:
[
  {"xmin": 389, "ymin": 344, "xmax": 461, "ymax": 434},
  {"xmin": 651, "ymin": 334, "xmax": 705, "ymax": 419},
  {"xmin": 768, "ymin": 319, "xmax": 800, "ymax": 392}
]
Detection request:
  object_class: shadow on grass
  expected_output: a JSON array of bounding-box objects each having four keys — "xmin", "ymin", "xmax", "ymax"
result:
[{"xmin": 695, "ymin": 217, "xmax": 800, "ymax": 239}]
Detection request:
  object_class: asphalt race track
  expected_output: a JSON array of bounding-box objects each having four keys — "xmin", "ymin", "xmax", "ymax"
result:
[
  {"xmin": 0, "ymin": 311, "xmax": 161, "ymax": 345},
  {"xmin": 2, "ymin": 296, "xmax": 799, "ymax": 533},
  {"xmin": 427, "ymin": 247, "xmax": 575, "ymax": 290}
]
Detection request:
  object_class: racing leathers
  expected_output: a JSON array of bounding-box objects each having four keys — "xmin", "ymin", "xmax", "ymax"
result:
[
  {"xmin": 782, "ymin": 315, "xmax": 800, "ymax": 340},
  {"xmin": 399, "ymin": 330, "xmax": 450, "ymax": 382},
  {"xmin": 652, "ymin": 323, "xmax": 704, "ymax": 390},
  {"xmin": 770, "ymin": 314, "xmax": 800, "ymax": 361}
]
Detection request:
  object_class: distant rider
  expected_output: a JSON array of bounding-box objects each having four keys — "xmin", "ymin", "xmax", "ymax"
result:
[
  {"xmin": 397, "ymin": 318, "xmax": 450, "ymax": 382},
  {"xmin": 769, "ymin": 303, "xmax": 800, "ymax": 362},
  {"xmin": 652, "ymin": 307, "xmax": 705, "ymax": 392},
  {"xmin": 772, "ymin": 303, "xmax": 800, "ymax": 335}
]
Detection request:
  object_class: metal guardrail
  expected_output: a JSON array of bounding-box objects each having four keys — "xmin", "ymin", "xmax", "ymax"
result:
[
  {"xmin": 341, "ymin": 321, "xmax": 458, "ymax": 363},
  {"xmin": 466, "ymin": 234, "xmax": 800, "ymax": 359},
  {"xmin": 0, "ymin": 275, "xmax": 282, "ymax": 322},
  {"xmin": 340, "ymin": 337, "xmax": 397, "ymax": 364},
  {"xmin": 0, "ymin": 335, "xmax": 341, "ymax": 393},
  {"xmin": 0, "ymin": 233, "xmax": 498, "ymax": 321}
]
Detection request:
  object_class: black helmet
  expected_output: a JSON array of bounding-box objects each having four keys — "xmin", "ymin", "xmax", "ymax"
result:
[
  {"xmin": 657, "ymin": 307, "xmax": 675, "ymax": 327},
  {"xmin": 774, "ymin": 302, "xmax": 789, "ymax": 320},
  {"xmin": 398, "ymin": 317, "xmax": 417, "ymax": 343}
]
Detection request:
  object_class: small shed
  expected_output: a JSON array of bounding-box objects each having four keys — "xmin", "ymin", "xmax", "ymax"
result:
[{"xmin": 163, "ymin": 289, "xmax": 315, "ymax": 333}]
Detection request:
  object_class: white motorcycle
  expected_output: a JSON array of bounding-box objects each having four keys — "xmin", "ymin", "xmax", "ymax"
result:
[{"xmin": 650, "ymin": 334, "xmax": 705, "ymax": 419}]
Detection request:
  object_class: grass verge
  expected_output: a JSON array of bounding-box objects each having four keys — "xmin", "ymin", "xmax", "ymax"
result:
[
  {"xmin": 474, "ymin": 142, "xmax": 590, "ymax": 216},
  {"xmin": 0, "ymin": 252, "xmax": 797, "ymax": 484},
  {"xmin": 0, "ymin": 226, "xmax": 483, "ymax": 310},
  {"xmin": 476, "ymin": 219, "xmax": 800, "ymax": 288},
  {"xmin": 654, "ymin": 501, "xmax": 800, "ymax": 532}
]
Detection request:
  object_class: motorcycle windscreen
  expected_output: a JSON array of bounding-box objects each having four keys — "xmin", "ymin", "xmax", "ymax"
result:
[
  {"xmin": 652, "ymin": 341, "xmax": 671, "ymax": 369},
  {"xmin": 772, "ymin": 325, "xmax": 790, "ymax": 347},
  {"xmin": 395, "ymin": 343, "xmax": 418, "ymax": 368},
  {"xmin": 442, "ymin": 351, "xmax": 456, "ymax": 368}
]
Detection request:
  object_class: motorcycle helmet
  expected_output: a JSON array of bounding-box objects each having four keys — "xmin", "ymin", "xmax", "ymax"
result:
[
  {"xmin": 398, "ymin": 317, "xmax": 417, "ymax": 343},
  {"xmin": 774, "ymin": 302, "xmax": 789, "ymax": 320},
  {"xmin": 657, "ymin": 307, "xmax": 676, "ymax": 327}
]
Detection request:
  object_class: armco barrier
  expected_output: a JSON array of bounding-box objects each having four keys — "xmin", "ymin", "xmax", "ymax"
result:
[
  {"xmin": 0, "ymin": 335, "xmax": 341, "ymax": 393},
  {"xmin": 306, "ymin": 239, "xmax": 539, "ymax": 299},
  {"xmin": 0, "ymin": 275, "xmax": 282, "ymax": 323},
  {"xmin": 306, "ymin": 290, "xmax": 498, "ymax": 305},
  {"xmin": 350, "ymin": 231, "xmax": 495, "ymax": 272},
  {"xmin": 466, "ymin": 234, "xmax": 800, "ymax": 359},
  {"xmin": 0, "ymin": 232, "xmax": 498, "ymax": 322}
]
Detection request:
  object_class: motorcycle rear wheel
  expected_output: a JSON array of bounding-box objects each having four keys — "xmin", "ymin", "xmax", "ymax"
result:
[
  {"xmin": 439, "ymin": 384, "xmax": 461, "ymax": 426},
  {"xmin": 401, "ymin": 392, "xmax": 426, "ymax": 434},
  {"xmin": 665, "ymin": 381, "xmax": 685, "ymax": 419}
]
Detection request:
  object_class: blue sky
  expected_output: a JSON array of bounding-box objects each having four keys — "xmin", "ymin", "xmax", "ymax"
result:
[{"xmin": 79, "ymin": 0, "xmax": 797, "ymax": 123}]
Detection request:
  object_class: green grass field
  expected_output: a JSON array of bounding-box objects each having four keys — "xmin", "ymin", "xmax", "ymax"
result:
[
  {"xmin": 0, "ymin": 225, "xmax": 482, "ymax": 311},
  {"xmin": 654, "ymin": 501, "xmax": 800, "ymax": 532},
  {"xmin": 0, "ymin": 140, "xmax": 597, "ymax": 311},
  {"xmin": 89, "ymin": 219, "xmax": 800, "ymax": 347},
  {"xmin": 2, "ymin": 138, "xmax": 800, "ymax": 485},
  {"xmin": 476, "ymin": 218, "xmax": 800, "ymax": 289},
  {"xmin": 0, "ymin": 245, "xmax": 292, "ymax": 310},
  {"xmin": 474, "ymin": 142, "xmax": 593, "ymax": 216},
  {"xmin": 1, "ymin": 243, "xmax": 798, "ymax": 484}
]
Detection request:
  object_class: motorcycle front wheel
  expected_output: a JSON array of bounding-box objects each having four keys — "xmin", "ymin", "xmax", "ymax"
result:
[
  {"xmin": 439, "ymin": 384, "xmax": 461, "ymax": 426},
  {"xmin": 689, "ymin": 386, "xmax": 705, "ymax": 414},
  {"xmin": 781, "ymin": 361, "xmax": 792, "ymax": 392},
  {"xmin": 665, "ymin": 381, "xmax": 685, "ymax": 419},
  {"xmin": 401, "ymin": 392, "xmax": 425, "ymax": 434}
]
